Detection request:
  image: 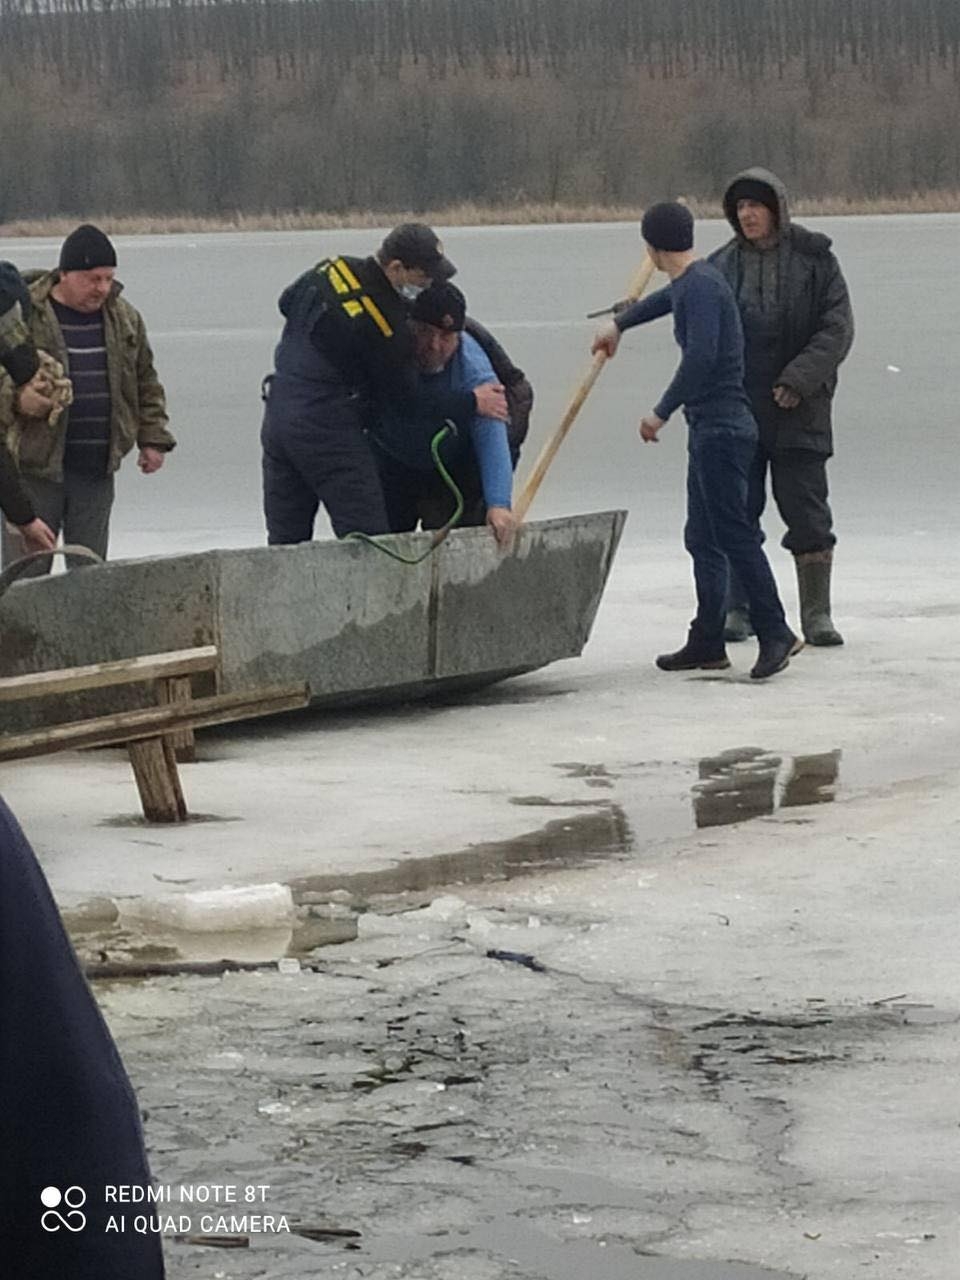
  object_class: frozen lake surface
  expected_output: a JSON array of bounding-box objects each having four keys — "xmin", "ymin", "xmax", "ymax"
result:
[{"xmin": 1, "ymin": 213, "xmax": 955, "ymax": 554}]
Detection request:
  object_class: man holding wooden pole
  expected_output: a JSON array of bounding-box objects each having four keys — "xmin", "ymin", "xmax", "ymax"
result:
[{"xmin": 593, "ymin": 202, "xmax": 801, "ymax": 681}]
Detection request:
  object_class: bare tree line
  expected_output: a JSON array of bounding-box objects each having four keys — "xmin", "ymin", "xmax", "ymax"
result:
[{"xmin": 0, "ymin": 0, "xmax": 958, "ymax": 220}]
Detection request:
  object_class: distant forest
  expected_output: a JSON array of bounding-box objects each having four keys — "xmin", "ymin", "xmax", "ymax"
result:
[{"xmin": 1, "ymin": 0, "xmax": 959, "ymax": 220}]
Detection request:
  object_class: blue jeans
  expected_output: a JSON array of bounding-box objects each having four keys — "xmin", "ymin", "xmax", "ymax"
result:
[{"xmin": 684, "ymin": 427, "xmax": 790, "ymax": 649}]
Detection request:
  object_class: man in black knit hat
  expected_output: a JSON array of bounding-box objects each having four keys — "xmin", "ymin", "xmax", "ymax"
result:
[
  {"xmin": 0, "ymin": 224, "xmax": 175, "ymax": 572},
  {"xmin": 593, "ymin": 201, "xmax": 800, "ymax": 680}
]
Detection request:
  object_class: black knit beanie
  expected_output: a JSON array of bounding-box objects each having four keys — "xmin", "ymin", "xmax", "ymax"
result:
[
  {"xmin": 726, "ymin": 178, "xmax": 779, "ymax": 223},
  {"xmin": 59, "ymin": 224, "xmax": 117, "ymax": 273},
  {"xmin": 640, "ymin": 202, "xmax": 695, "ymax": 253}
]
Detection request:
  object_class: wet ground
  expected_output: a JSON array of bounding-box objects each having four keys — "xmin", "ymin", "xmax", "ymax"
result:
[
  {"xmin": 96, "ymin": 759, "xmax": 960, "ymax": 1280},
  {"xmin": 57, "ymin": 739, "xmax": 891, "ymax": 974},
  {"xmin": 74, "ymin": 714, "xmax": 960, "ymax": 1280}
]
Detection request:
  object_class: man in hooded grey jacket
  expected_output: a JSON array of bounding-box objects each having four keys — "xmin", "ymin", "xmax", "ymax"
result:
[
  {"xmin": 713, "ymin": 167, "xmax": 853, "ymax": 646},
  {"xmin": 602, "ymin": 168, "xmax": 854, "ymax": 646}
]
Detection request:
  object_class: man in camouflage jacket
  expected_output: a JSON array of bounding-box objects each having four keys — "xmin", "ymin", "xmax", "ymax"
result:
[{"xmin": 1, "ymin": 225, "xmax": 175, "ymax": 571}]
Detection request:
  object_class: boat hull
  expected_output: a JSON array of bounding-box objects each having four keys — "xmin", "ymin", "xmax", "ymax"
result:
[{"xmin": 0, "ymin": 512, "xmax": 626, "ymax": 731}]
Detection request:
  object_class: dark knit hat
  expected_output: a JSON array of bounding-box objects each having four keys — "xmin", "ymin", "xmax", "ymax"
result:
[
  {"xmin": 380, "ymin": 223, "xmax": 456, "ymax": 281},
  {"xmin": 726, "ymin": 178, "xmax": 779, "ymax": 223},
  {"xmin": 410, "ymin": 280, "xmax": 466, "ymax": 332},
  {"xmin": 640, "ymin": 202, "xmax": 695, "ymax": 253},
  {"xmin": 59, "ymin": 224, "xmax": 117, "ymax": 273}
]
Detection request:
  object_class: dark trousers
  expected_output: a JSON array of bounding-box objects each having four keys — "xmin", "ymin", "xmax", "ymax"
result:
[
  {"xmin": 727, "ymin": 444, "xmax": 835, "ymax": 612},
  {"xmin": 749, "ymin": 444, "xmax": 835, "ymax": 555},
  {"xmin": 374, "ymin": 444, "xmax": 485, "ymax": 533},
  {"xmin": 0, "ymin": 471, "xmax": 114, "ymax": 573},
  {"xmin": 261, "ymin": 395, "xmax": 389, "ymax": 543},
  {"xmin": 684, "ymin": 429, "xmax": 790, "ymax": 649}
]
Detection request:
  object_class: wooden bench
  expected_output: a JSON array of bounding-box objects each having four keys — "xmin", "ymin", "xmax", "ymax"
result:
[
  {"xmin": 0, "ymin": 644, "xmax": 220, "ymax": 762},
  {"xmin": 0, "ymin": 647, "xmax": 309, "ymax": 822}
]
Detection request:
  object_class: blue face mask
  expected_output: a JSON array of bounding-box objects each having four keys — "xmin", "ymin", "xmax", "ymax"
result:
[{"xmin": 399, "ymin": 283, "xmax": 425, "ymax": 301}]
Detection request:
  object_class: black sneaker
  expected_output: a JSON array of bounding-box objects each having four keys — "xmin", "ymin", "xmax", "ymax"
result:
[
  {"xmin": 750, "ymin": 632, "xmax": 804, "ymax": 680},
  {"xmin": 656, "ymin": 644, "xmax": 731, "ymax": 672}
]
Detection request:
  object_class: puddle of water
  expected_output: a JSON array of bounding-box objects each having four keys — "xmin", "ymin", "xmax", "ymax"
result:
[
  {"xmin": 693, "ymin": 749, "xmax": 839, "ymax": 829},
  {"xmin": 292, "ymin": 806, "xmax": 633, "ymax": 901},
  {"xmin": 99, "ymin": 812, "xmax": 239, "ymax": 828},
  {"xmin": 74, "ymin": 811, "xmax": 631, "ymax": 972},
  {"xmin": 896, "ymin": 1005, "xmax": 960, "ymax": 1026},
  {"xmin": 77, "ymin": 924, "xmax": 301, "ymax": 974},
  {"xmin": 556, "ymin": 762, "xmax": 617, "ymax": 780},
  {"xmin": 780, "ymin": 750, "xmax": 842, "ymax": 808}
]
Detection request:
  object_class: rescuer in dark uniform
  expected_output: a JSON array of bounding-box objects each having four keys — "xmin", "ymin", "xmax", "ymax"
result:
[{"xmin": 260, "ymin": 222, "xmax": 509, "ymax": 544}]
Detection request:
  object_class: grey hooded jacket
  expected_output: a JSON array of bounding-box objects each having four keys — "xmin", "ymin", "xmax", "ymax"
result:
[{"xmin": 712, "ymin": 166, "xmax": 854, "ymax": 455}]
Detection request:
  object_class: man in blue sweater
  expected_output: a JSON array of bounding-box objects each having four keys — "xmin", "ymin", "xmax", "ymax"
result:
[
  {"xmin": 372, "ymin": 281, "xmax": 515, "ymax": 547},
  {"xmin": 593, "ymin": 202, "xmax": 800, "ymax": 680}
]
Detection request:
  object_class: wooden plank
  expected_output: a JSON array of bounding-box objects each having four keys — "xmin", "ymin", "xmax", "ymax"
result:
[
  {"xmin": 158, "ymin": 674, "xmax": 196, "ymax": 763},
  {"xmin": 0, "ymin": 646, "xmax": 219, "ymax": 703},
  {"xmin": 127, "ymin": 737, "xmax": 188, "ymax": 823},
  {"xmin": 0, "ymin": 684, "xmax": 309, "ymax": 761}
]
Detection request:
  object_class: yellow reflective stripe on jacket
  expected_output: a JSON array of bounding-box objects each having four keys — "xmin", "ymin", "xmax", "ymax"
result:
[
  {"xmin": 316, "ymin": 257, "xmax": 394, "ymax": 336},
  {"xmin": 326, "ymin": 264, "xmax": 349, "ymax": 294},
  {"xmin": 361, "ymin": 295, "xmax": 393, "ymax": 337},
  {"xmin": 335, "ymin": 258, "xmax": 362, "ymax": 291}
]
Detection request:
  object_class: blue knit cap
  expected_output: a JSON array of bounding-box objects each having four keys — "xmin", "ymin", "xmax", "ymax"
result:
[{"xmin": 640, "ymin": 202, "xmax": 694, "ymax": 253}]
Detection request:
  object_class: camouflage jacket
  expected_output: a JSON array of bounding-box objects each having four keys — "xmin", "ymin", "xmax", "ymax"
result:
[{"xmin": 2, "ymin": 271, "xmax": 175, "ymax": 482}]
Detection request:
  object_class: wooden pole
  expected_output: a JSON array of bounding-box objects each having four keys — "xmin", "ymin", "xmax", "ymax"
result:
[{"xmin": 513, "ymin": 252, "xmax": 658, "ymax": 525}]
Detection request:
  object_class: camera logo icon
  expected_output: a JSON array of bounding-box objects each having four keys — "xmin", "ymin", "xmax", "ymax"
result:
[{"xmin": 40, "ymin": 1186, "xmax": 87, "ymax": 1232}]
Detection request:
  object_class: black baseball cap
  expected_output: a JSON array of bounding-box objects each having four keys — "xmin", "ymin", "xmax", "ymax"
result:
[
  {"xmin": 379, "ymin": 223, "xmax": 456, "ymax": 281},
  {"xmin": 410, "ymin": 281, "xmax": 466, "ymax": 332}
]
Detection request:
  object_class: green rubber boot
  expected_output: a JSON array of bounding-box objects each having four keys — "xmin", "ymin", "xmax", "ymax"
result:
[
  {"xmin": 723, "ymin": 606, "xmax": 754, "ymax": 643},
  {"xmin": 795, "ymin": 550, "xmax": 844, "ymax": 646}
]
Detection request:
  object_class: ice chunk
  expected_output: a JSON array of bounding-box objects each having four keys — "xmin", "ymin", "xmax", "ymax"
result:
[
  {"xmin": 419, "ymin": 895, "xmax": 468, "ymax": 924},
  {"xmin": 122, "ymin": 883, "xmax": 294, "ymax": 933}
]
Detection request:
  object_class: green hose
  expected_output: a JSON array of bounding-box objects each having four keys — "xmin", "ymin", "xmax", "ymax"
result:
[{"xmin": 345, "ymin": 422, "xmax": 464, "ymax": 564}]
